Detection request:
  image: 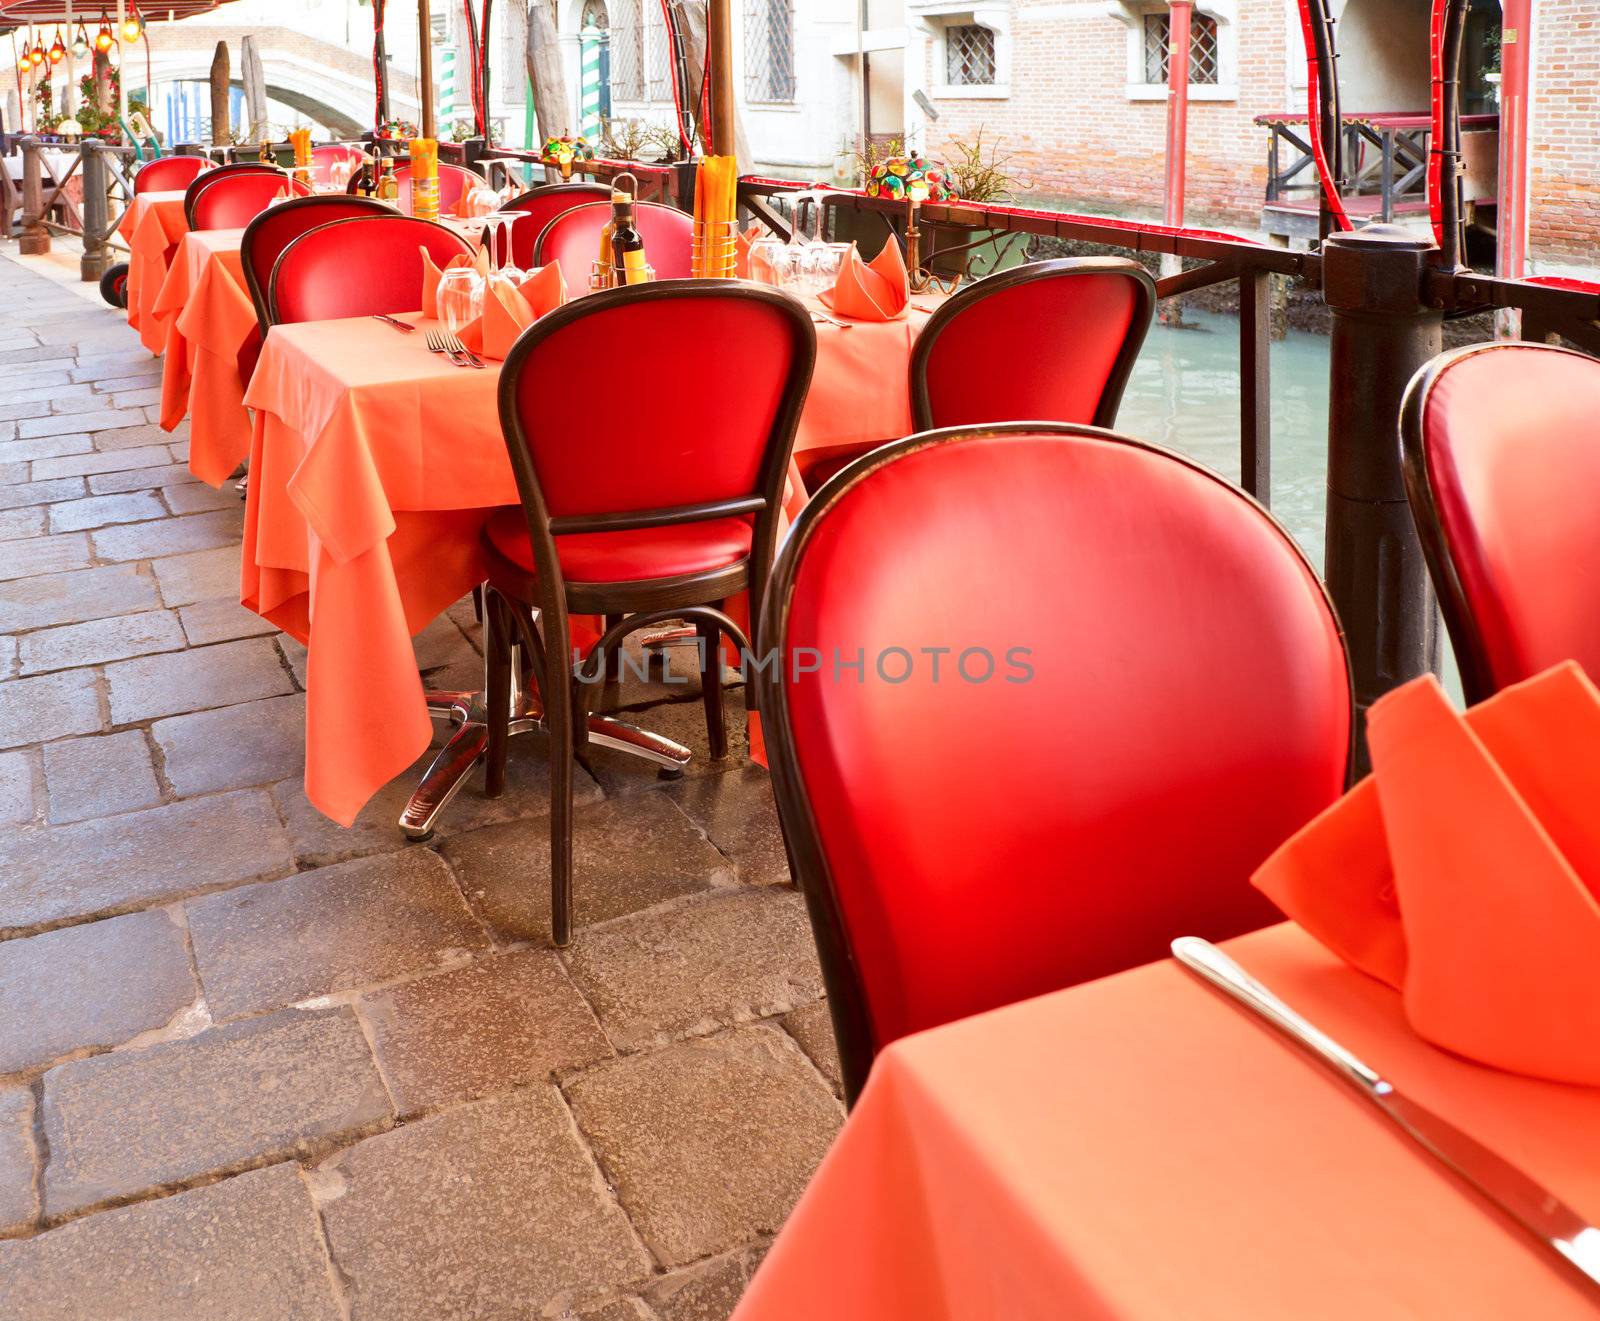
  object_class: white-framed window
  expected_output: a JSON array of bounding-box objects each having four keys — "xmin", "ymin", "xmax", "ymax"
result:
[
  {"xmin": 1113, "ymin": 2, "xmax": 1238, "ymax": 103},
  {"xmin": 744, "ymin": 0, "xmax": 797, "ymax": 103},
  {"xmin": 912, "ymin": 4, "xmax": 1012, "ymax": 100}
]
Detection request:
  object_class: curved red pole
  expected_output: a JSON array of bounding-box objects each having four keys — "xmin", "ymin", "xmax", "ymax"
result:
[
  {"xmin": 1429, "ymin": 0, "xmax": 1469, "ymax": 265},
  {"xmin": 1294, "ymin": 0, "xmax": 1351, "ymax": 232}
]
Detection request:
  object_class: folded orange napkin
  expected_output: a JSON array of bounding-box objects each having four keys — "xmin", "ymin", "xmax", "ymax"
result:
[
  {"xmin": 1253, "ymin": 661, "xmax": 1600, "ymax": 1086},
  {"xmin": 457, "ymin": 264, "xmax": 566, "ymax": 361},
  {"xmin": 821, "ymin": 239, "xmax": 909, "ymax": 321},
  {"xmin": 734, "ymin": 222, "xmax": 765, "ymax": 280},
  {"xmin": 419, "ymin": 244, "xmax": 492, "ymax": 318}
]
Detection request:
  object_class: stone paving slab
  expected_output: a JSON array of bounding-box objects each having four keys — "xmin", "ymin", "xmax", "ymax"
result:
[
  {"xmin": 144, "ymin": 541, "xmax": 239, "ymax": 603},
  {"xmin": 88, "ymin": 461, "xmax": 200, "ymax": 496},
  {"xmin": 45, "ymin": 491, "xmax": 165, "ymax": 534},
  {"xmin": 187, "ymin": 848, "xmax": 489, "ymax": 1021},
  {"xmin": 31, "ymin": 445, "xmax": 174, "ymax": 481},
  {"xmin": 0, "ymin": 434, "xmax": 92, "ymax": 465},
  {"xmin": 361, "ymin": 949, "xmax": 612, "ymax": 1116},
  {"xmin": 445, "ymin": 790, "xmax": 728, "ymax": 945},
  {"xmin": 0, "ymin": 750, "xmax": 35, "ymax": 826},
  {"xmin": 41, "ymin": 1006, "xmax": 392, "ymax": 1220},
  {"xmin": 41, "ymin": 730, "xmax": 162, "ymax": 824},
  {"xmin": 0, "ymin": 507, "xmax": 45, "ymax": 542},
  {"xmin": 565, "ymin": 889, "xmax": 824, "ymax": 1053},
  {"xmin": 0, "ymin": 531, "xmax": 91, "ymax": 583},
  {"xmin": 0, "ymin": 669, "xmax": 101, "ymax": 750},
  {"xmin": 106, "ymin": 635, "xmax": 293, "ymax": 724},
  {"xmin": 175, "ymin": 596, "xmax": 279, "ymax": 645},
  {"xmin": 665, "ymin": 766, "xmax": 791, "ymax": 887},
  {"xmin": 0, "ymin": 562, "xmax": 160, "ymax": 632},
  {"xmin": 0, "ymin": 1164, "xmax": 343, "ymax": 1319},
  {"xmin": 18, "ymin": 608, "xmax": 184, "ymax": 675},
  {"xmin": 0, "ymin": 908, "xmax": 195, "ymax": 1075},
  {"xmin": 90, "ymin": 508, "xmax": 242, "ymax": 563},
  {"xmin": 779, "ymin": 1000, "xmax": 843, "ymax": 1095},
  {"xmin": 567, "ymin": 1026, "xmax": 841, "ymax": 1268},
  {"xmin": 0, "ymin": 476, "xmax": 86, "ymax": 511},
  {"xmin": 0, "ymin": 1085, "xmax": 36, "ymax": 1236},
  {"xmin": 320, "ymin": 1086, "xmax": 652, "ymax": 1321},
  {"xmin": 152, "ymin": 692, "xmax": 305, "ymax": 797},
  {"xmin": 645, "ymin": 1243, "xmax": 770, "ymax": 1321},
  {"xmin": 0, "ymin": 788, "xmax": 292, "ymax": 936},
  {"xmin": 162, "ymin": 480, "xmax": 242, "ymax": 515}
]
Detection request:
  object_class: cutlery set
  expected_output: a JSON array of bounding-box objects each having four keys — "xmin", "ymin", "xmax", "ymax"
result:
[{"xmin": 425, "ymin": 330, "xmax": 487, "ymax": 369}]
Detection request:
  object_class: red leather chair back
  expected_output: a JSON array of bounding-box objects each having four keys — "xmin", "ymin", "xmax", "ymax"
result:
[
  {"xmin": 534, "ymin": 200, "xmax": 694, "ymax": 288},
  {"xmin": 492, "ymin": 182, "xmax": 610, "ymax": 267},
  {"xmin": 911, "ymin": 259, "xmax": 1157, "ymax": 430},
  {"xmin": 183, "ymin": 163, "xmax": 287, "ymax": 226},
  {"xmin": 310, "ymin": 144, "xmax": 366, "ymax": 187},
  {"xmin": 135, "ymin": 155, "xmax": 209, "ymax": 195},
  {"xmin": 268, "ymin": 216, "xmax": 473, "ymax": 325},
  {"xmin": 239, "ymin": 195, "xmax": 395, "ymax": 333},
  {"xmin": 393, "ymin": 161, "xmax": 482, "ymax": 213},
  {"xmin": 187, "ymin": 170, "xmax": 310, "ymax": 231},
  {"xmin": 759, "ymin": 424, "xmax": 1352, "ymax": 1101},
  {"xmin": 497, "ymin": 281, "xmax": 815, "ymax": 594},
  {"xmin": 1402, "ymin": 342, "xmax": 1600, "ymax": 703}
]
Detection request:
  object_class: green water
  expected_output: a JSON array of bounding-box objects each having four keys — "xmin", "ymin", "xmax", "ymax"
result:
[{"xmin": 1118, "ymin": 307, "xmax": 1331, "ymax": 572}]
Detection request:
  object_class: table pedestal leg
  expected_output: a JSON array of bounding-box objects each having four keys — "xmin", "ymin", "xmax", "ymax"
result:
[{"xmin": 400, "ymin": 611, "xmax": 692, "ymax": 841}]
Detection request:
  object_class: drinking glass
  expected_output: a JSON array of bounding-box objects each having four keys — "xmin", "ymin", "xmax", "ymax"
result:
[
  {"xmin": 797, "ymin": 242, "xmax": 853, "ymax": 299},
  {"xmin": 437, "ymin": 268, "xmax": 484, "ymax": 335}
]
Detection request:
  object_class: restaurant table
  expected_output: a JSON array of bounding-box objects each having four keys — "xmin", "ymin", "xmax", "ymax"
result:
[
  {"xmin": 731, "ymin": 922, "xmax": 1600, "ymax": 1320},
  {"xmin": 153, "ymin": 228, "xmax": 256, "ymax": 487},
  {"xmin": 242, "ymin": 300, "xmax": 934, "ymax": 826},
  {"xmin": 118, "ymin": 190, "xmax": 190, "ymax": 355}
]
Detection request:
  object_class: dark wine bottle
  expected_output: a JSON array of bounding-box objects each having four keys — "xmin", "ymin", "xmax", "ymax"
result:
[{"xmin": 610, "ymin": 197, "xmax": 650, "ymax": 286}]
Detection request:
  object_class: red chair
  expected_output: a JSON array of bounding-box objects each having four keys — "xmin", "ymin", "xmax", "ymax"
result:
[
  {"xmin": 236, "ymin": 195, "xmax": 394, "ymax": 384},
  {"xmin": 398, "ymin": 161, "xmax": 482, "ymax": 213},
  {"xmin": 267, "ymin": 215, "xmax": 473, "ymax": 325},
  {"xmin": 186, "ymin": 169, "xmax": 311, "ymax": 231},
  {"xmin": 534, "ymin": 200, "xmax": 694, "ymax": 288},
  {"xmin": 911, "ymin": 257, "xmax": 1156, "ymax": 430},
  {"xmin": 134, "ymin": 155, "xmax": 209, "ymax": 195},
  {"xmin": 310, "ymin": 143, "xmax": 367, "ymax": 187},
  {"xmin": 758, "ymin": 423, "xmax": 1352, "ymax": 1102},
  {"xmin": 490, "ymin": 182, "xmax": 610, "ymax": 268},
  {"xmin": 1402, "ymin": 341, "xmax": 1600, "ymax": 703},
  {"xmin": 482, "ymin": 282, "xmax": 816, "ymax": 945}
]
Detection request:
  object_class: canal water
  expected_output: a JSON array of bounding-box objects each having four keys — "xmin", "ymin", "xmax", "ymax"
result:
[{"xmin": 1115, "ymin": 307, "xmax": 1462, "ymax": 697}]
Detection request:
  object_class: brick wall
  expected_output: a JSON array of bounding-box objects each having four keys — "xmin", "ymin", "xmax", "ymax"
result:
[
  {"xmin": 1528, "ymin": 0, "xmax": 1600, "ymax": 266},
  {"xmin": 924, "ymin": 0, "xmax": 1291, "ymax": 229}
]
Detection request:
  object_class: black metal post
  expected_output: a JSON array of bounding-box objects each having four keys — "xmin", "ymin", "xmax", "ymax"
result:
[
  {"xmin": 79, "ymin": 142, "xmax": 113, "ymax": 282},
  {"xmin": 1239, "ymin": 268, "xmax": 1271, "ymax": 506},
  {"xmin": 1322, "ymin": 224, "xmax": 1442, "ymax": 769}
]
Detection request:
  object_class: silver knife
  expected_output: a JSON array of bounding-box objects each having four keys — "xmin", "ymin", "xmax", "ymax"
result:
[
  {"xmin": 372, "ymin": 314, "xmax": 416, "ymax": 333},
  {"xmin": 1172, "ymin": 937, "xmax": 1600, "ymax": 1294}
]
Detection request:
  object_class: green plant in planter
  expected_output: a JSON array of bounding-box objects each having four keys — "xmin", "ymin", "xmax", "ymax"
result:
[{"xmin": 941, "ymin": 128, "xmax": 1031, "ymax": 205}]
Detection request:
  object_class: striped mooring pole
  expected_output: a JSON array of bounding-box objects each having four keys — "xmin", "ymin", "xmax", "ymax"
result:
[{"xmin": 580, "ymin": 25, "xmax": 604, "ymax": 140}]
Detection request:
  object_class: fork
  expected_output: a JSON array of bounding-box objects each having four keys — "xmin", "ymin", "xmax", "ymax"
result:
[
  {"xmin": 442, "ymin": 331, "xmax": 488, "ymax": 369},
  {"xmin": 425, "ymin": 331, "xmax": 480, "ymax": 369}
]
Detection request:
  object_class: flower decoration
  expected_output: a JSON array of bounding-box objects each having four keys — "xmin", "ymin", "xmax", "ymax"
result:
[
  {"xmin": 540, "ymin": 134, "xmax": 595, "ymax": 164},
  {"xmin": 376, "ymin": 119, "xmax": 420, "ymax": 142},
  {"xmin": 865, "ymin": 153, "xmax": 956, "ymax": 204}
]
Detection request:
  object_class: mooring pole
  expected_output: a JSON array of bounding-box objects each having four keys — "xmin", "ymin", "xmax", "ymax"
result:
[{"xmin": 1322, "ymin": 224, "xmax": 1442, "ymax": 769}]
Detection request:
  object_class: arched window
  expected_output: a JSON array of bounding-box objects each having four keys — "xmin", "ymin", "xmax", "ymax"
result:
[{"xmin": 744, "ymin": 0, "xmax": 796, "ymax": 103}]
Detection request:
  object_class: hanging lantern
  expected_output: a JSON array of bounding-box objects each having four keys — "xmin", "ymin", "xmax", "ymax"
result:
[
  {"xmin": 72, "ymin": 23, "xmax": 91, "ymax": 59},
  {"xmin": 95, "ymin": 15, "xmax": 116, "ymax": 53},
  {"xmin": 48, "ymin": 29, "xmax": 67, "ymax": 65},
  {"xmin": 121, "ymin": 3, "xmax": 144, "ymax": 43}
]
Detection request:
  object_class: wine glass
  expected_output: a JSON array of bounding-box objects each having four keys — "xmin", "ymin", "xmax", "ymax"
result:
[{"xmin": 437, "ymin": 268, "xmax": 484, "ymax": 335}]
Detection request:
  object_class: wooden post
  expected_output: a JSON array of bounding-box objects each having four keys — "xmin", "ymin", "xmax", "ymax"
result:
[
  {"xmin": 418, "ymin": 0, "xmax": 436, "ymax": 140},
  {"xmin": 20, "ymin": 137, "xmax": 49, "ymax": 255},
  {"xmin": 526, "ymin": 1, "xmax": 568, "ymax": 183},
  {"xmin": 241, "ymin": 36, "xmax": 268, "ymax": 142},
  {"xmin": 209, "ymin": 41, "xmax": 231, "ymax": 148},
  {"xmin": 705, "ymin": 0, "xmax": 735, "ymax": 158}
]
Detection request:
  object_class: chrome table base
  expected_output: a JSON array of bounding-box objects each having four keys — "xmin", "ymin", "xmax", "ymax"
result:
[{"xmin": 398, "ymin": 616, "xmax": 693, "ymax": 841}]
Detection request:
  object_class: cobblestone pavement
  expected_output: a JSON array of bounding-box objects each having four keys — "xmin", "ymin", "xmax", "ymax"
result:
[{"xmin": 0, "ymin": 249, "xmax": 841, "ymax": 1320}]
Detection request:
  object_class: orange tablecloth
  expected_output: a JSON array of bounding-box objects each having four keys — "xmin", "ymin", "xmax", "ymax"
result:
[
  {"xmin": 734, "ymin": 923, "xmax": 1600, "ymax": 1320},
  {"xmin": 153, "ymin": 229, "xmax": 257, "ymax": 487},
  {"xmin": 242, "ymin": 302, "xmax": 931, "ymax": 826},
  {"xmin": 119, "ymin": 191, "xmax": 189, "ymax": 354}
]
